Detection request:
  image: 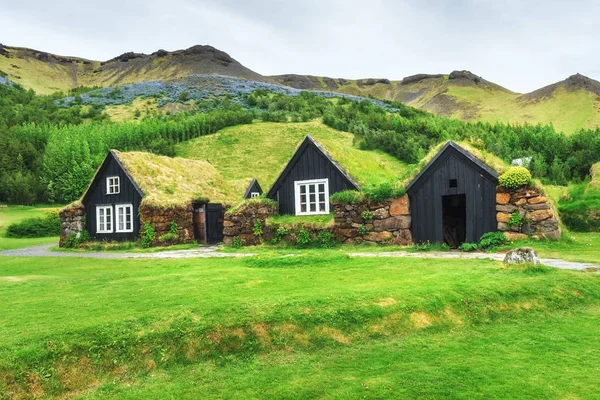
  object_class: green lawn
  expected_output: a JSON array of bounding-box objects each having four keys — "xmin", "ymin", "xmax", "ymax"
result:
[
  {"xmin": 0, "ymin": 204, "xmax": 62, "ymax": 250},
  {"xmin": 1, "ymin": 253, "xmax": 599, "ymax": 398}
]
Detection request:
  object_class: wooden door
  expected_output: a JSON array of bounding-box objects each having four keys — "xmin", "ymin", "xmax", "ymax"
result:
[
  {"xmin": 206, "ymin": 203, "xmax": 224, "ymax": 244},
  {"xmin": 193, "ymin": 205, "xmax": 206, "ymax": 243}
]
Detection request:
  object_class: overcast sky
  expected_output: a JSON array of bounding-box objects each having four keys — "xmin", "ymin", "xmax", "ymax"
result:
[{"xmin": 0, "ymin": 0, "xmax": 598, "ymax": 93}]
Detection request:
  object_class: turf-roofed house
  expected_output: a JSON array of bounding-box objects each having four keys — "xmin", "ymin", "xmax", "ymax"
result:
[{"xmin": 59, "ymin": 150, "xmax": 259, "ymax": 246}]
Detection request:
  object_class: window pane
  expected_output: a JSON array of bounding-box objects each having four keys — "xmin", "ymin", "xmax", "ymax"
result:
[
  {"xmin": 300, "ymin": 194, "xmax": 306, "ymax": 203},
  {"xmin": 309, "ymin": 185, "xmax": 316, "ymax": 194},
  {"xmin": 310, "ymin": 203, "xmax": 316, "ymax": 212},
  {"xmin": 310, "ymin": 194, "xmax": 316, "ymax": 203},
  {"xmin": 319, "ymin": 183, "xmax": 325, "ymax": 193},
  {"xmin": 319, "ymin": 202, "xmax": 326, "ymax": 212},
  {"xmin": 301, "ymin": 204, "xmax": 307, "ymax": 212},
  {"xmin": 319, "ymin": 193, "xmax": 325, "ymax": 202},
  {"xmin": 300, "ymin": 185, "xmax": 306, "ymax": 194}
]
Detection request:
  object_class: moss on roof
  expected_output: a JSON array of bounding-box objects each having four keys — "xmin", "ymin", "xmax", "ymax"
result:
[{"xmin": 113, "ymin": 150, "xmax": 245, "ymax": 207}]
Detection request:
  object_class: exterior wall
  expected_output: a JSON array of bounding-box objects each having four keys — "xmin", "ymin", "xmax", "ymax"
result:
[
  {"xmin": 223, "ymin": 202, "xmax": 279, "ymax": 245},
  {"xmin": 332, "ymin": 196, "xmax": 412, "ymax": 245},
  {"xmin": 408, "ymin": 152, "xmax": 497, "ymax": 244},
  {"xmin": 269, "ymin": 144, "xmax": 357, "ymax": 215},
  {"xmin": 83, "ymin": 155, "xmax": 142, "ymax": 241},
  {"xmin": 59, "ymin": 204, "xmax": 86, "ymax": 246},
  {"xmin": 496, "ymin": 186, "xmax": 560, "ymax": 240},
  {"xmin": 139, "ymin": 204, "xmax": 195, "ymax": 246}
]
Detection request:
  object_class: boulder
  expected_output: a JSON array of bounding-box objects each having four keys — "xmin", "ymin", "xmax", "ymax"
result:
[
  {"xmin": 529, "ymin": 209, "xmax": 552, "ymax": 222},
  {"xmin": 372, "ymin": 207, "xmax": 389, "ymax": 219},
  {"xmin": 536, "ymin": 229, "xmax": 561, "ymax": 240},
  {"xmin": 496, "ymin": 193, "xmax": 511, "ymax": 205},
  {"xmin": 503, "ymin": 247, "xmax": 540, "ymax": 265},
  {"xmin": 365, "ymin": 231, "xmax": 394, "ymax": 242},
  {"xmin": 390, "ymin": 196, "xmax": 409, "ymax": 216},
  {"xmin": 373, "ymin": 215, "xmax": 411, "ymax": 231},
  {"xmin": 528, "ymin": 196, "xmax": 547, "ymax": 205}
]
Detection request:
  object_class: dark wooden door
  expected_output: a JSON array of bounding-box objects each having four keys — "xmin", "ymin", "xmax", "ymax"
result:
[{"xmin": 206, "ymin": 203, "xmax": 224, "ymax": 244}]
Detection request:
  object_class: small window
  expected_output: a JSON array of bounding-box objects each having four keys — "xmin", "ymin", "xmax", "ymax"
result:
[
  {"xmin": 115, "ymin": 204, "xmax": 134, "ymax": 233},
  {"xmin": 250, "ymin": 192, "xmax": 260, "ymax": 198},
  {"xmin": 107, "ymin": 176, "xmax": 120, "ymax": 194},
  {"xmin": 294, "ymin": 179, "xmax": 329, "ymax": 215},
  {"xmin": 96, "ymin": 205, "xmax": 113, "ymax": 233},
  {"xmin": 449, "ymin": 179, "xmax": 458, "ymax": 188}
]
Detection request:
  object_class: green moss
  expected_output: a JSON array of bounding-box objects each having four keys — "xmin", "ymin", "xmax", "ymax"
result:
[{"xmin": 266, "ymin": 213, "xmax": 333, "ymax": 229}]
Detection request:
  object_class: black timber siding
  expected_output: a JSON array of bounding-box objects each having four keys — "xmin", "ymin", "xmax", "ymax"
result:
[
  {"xmin": 407, "ymin": 147, "xmax": 498, "ymax": 244},
  {"xmin": 244, "ymin": 179, "xmax": 263, "ymax": 198},
  {"xmin": 83, "ymin": 155, "xmax": 143, "ymax": 241},
  {"xmin": 269, "ymin": 144, "xmax": 357, "ymax": 215}
]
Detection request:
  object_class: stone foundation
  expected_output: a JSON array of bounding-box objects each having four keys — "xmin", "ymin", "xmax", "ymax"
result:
[
  {"xmin": 332, "ymin": 195, "xmax": 412, "ymax": 245},
  {"xmin": 59, "ymin": 203, "xmax": 86, "ymax": 246},
  {"xmin": 223, "ymin": 201, "xmax": 279, "ymax": 245},
  {"xmin": 139, "ymin": 204, "xmax": 194, "ymax": 245},
  {"xmin": 496, "ymin": 186, "xmax": 560, "ymax": 240}
]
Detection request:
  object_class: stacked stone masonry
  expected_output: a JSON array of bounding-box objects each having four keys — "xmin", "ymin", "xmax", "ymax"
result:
[
  {"xmin": 223, "ymin": 202, "xmax": 279, "ymax": 246},
  {"xmin": 495, "ymin": 186, "xmax": 560, "ymax": 240},
  {"xmin": 59, "ymin": 204, "xmax": 86, "ymax": 246},
  {"xmin": 139, "ymin": 204, "xmax": 194, "ymax": 245}
]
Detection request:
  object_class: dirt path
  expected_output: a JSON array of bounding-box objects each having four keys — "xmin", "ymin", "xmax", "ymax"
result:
[{"xmin": 1, "ymin": 244, "xmax": 598, "ymax": 273}]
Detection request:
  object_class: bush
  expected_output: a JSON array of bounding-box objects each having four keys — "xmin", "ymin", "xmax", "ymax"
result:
[
  {"xmin": 6, "ymin": 211, "xmax": 60, "ymax": 238},
  {"xmin": 499, "ymin": 167, "xmax": 532, "ymax": 189},
  {"xmin": 317, "ymin": 231, "xmax": 335, "ymax": 249},
  {"xmin": 362, "ymin": 181, "xmax": 405, "ymax": 202},
  {"xmin": 478, "ymin": 231, "xmax": 507, "ymax": 251},
  {"xmin": 361, "ymin": 211, "xmax": 373, "ymax": 221},
  {"xmin": 357, "ymin": 224, "xmax": 370, "ymax": 236},
  {"xmin": 63, "ymin": 230, "xmax": 90, "ymax": 248},
  {"xmin": 158, "ymin": 232, "xmax": 178, "ymax": 245},
  {"xmin": 459, "ymin": 242, "xmax": 478, "ymax": 252},
  {"xmin": 507, "ymin": 211, "xmax": 524, "ymax": 230},
  {"xmin": 230, "ymin": 236, "xmax": 242, "ymax": 248},
  {"xmin": 140, "ymin": 222, "xmax": 156, "ymax": 248},
  {"xmin": 330, "ymin": 190, "xmax": 364, "ymax": 204},
  {"xmin": 271, "ymin": 226, "xmax": 288, "ymax": 244},
  {"xmin": 296, "ymin": 229, "xmax": 312, "ymax": 247},
  {"xmin": 169, "ymin": 220, "xmax": 178, "ymax": 235},
  {"xmin": 253, "ymin": 220, "xmax": 263, "ymax": 237}
]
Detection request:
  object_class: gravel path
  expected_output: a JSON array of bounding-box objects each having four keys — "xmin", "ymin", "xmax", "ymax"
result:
[{"xmin": 1, "ymin": 244, "xmax": 598, "ymax": 273}]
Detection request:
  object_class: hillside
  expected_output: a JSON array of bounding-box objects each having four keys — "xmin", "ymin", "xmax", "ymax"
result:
[
  {"xmin": 0, "ymin": 43, "xmax": 268, "ymax": 94},
  {"xmin": 175, "ymin": 121, "xmax": 409, "ymax": 190}
]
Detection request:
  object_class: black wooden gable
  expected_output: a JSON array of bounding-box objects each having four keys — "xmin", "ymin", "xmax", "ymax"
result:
[
  {"xmin": 81, "ymin": 150, "xmax": 144, "ymax": 204},
  {"xmin": 267, "ymin": 135, "xmax": 359, "ymax": 198},
  {"xmin": 243, "ymin": 178, "xmax": 263, "ymax": 198},
  {"xmin": 406, "ymin": 141, "xmax": 498, "ymax": 195}
]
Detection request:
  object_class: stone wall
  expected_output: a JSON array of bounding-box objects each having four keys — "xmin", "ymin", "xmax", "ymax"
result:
[
  {"xmin": 223, "ymin": 202, "xmax": 279, "ymax": 245},
  {"xmin": 332, "ymin": 195, "xmax": 412, "ymax": 245},
  {"xmin": 139, "ymin": 204, "xmax": 194, "ymax": 245},
  {"xmin": 496, "ymin": 186, "xmax": 560, "ymax": 240},
  {"xmin": 59, "ymin": 203, "xmax": 85, "ymax": 246}
]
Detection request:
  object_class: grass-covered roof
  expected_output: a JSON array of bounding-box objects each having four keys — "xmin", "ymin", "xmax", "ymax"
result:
[
  {"xmin": 176, "ymin": 121, "xmax": 409, "ymax": 189},
  {"xmin": 113, "ymin": 150, "xmax": 247, "ymax": 207}
]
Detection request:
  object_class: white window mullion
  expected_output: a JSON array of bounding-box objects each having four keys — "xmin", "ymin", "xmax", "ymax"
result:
[
  {"xmin": 96, "ymin": 205, "xmax": 113, "ymax": 233},
  {"xmin": 115, "ymin": 204, "xmax": 134, "ymax": 233}
]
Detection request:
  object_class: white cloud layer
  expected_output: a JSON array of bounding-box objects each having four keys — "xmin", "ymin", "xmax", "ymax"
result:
[{"xmin": 0, "ymin": 0, "xmax": 598, "ymax": 92}]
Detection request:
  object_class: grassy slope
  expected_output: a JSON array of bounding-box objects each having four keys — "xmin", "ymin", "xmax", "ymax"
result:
[
  {"xmin": 0, "ymin": 205, "xmax": 62, "ymax": 250},
  {"xmin": 175, "ymin": 121, "xmax": 409, "ymax": 190},
  {"xmin": 1, "ymin": 254, "xmax": 599, "ymax": 398}
]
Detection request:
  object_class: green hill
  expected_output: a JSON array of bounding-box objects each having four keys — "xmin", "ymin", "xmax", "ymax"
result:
[{"xmin": 175, "ymin": 121, "xmax": 409, "ymax": 191}]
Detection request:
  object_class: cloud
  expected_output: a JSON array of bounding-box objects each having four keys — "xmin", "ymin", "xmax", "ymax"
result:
[{"xmin": 0, "ymin": 0, "xmax": 598, "ymax": 92}]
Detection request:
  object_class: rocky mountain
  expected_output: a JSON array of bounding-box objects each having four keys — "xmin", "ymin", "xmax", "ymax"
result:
[{"xmin": 1, "ymin": 43, "xmax": 599, "ymax": 134}]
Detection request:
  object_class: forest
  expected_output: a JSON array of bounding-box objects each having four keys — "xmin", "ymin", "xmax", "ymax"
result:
[{"xmin": 1, "ymin": 83, "xmax": 600, "ymax": 205}]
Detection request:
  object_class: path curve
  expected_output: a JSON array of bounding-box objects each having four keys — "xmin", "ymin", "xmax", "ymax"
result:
[{"xmin": 1, "ymin": 244, "xmax": 598, "ymax": 273}]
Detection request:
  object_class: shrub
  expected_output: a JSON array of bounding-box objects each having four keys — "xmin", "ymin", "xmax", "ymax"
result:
[
  {"xmin": 499, "ymin": 167, "xmax": 532, "ymax": 189},
  {"xmin": 507, "ymin": 211, "xmax": 524, "ymax": 230},
  {"xmin": 63, "ymin": 230, "xmax": 90, "ymax": 248},
  {"xmin": 317, "ymin": 231, "xmax": 335, "ymax": 249},
  {"xmin": 158, "ymin": 232, "xmax": 178, "ymax": 245},
  {"xmin": 169, "ymin": 220, "xmax": 178, "ymax": 235},
  {"xmin": 330, "ymin": 190, "xmax": 364, "ymax": 204},
  {"xmin": 413, "ymin": 241, "xmax": 432, "ymax": 251},
  {"xmin": 459, "ymin": 242, "xmax": 478, "ymax": 252},
  {"xmin": 357, "ymin": 224, "xmax": 370, "ymax": 236},
  {"xmin": 363, "ymin": 181, "xmax": 405, "ymax": 202},
  {"xmin": 6, "ymin": 211, "xmax": 60, "ymax": 238},
  {"xmin": 140, "ymin": 222, "xmax": 156, "ymax": 248},
  {"xmin": 271, "ymin": 226, "xmax": 288, "ymax": 244},
  {"xmin": 361, "ymin": 211, "xmax": 373, "ymax": 221},
  {"xmin": 253, "ymin": 220, "xmax": 263, "ymax": 237},
  {"xmin": 229, "ymin": 236, "xmax": 242, "ymax": 248},
  {"xmin": 478, "ymin": 231, "xmax": 507, "ymax": 251},
  {"xmin": 296, "ymin": 229, "xmax": 312, "ymax": 247}
]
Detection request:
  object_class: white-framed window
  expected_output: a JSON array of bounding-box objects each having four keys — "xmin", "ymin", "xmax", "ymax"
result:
[
  {"xmin": 250, "ymin": 192, "xmax": 260, "ymax": 198},
  {"xmin": 106, "ymin": 176, "xmax": 120, "ymax": 195},
  {"xmin": 96, "ymin": 205, "xmax": 113, "ymax": 233},
  {"xmin": 294, "ymin": 178, "xmax": 329, "ymax": 215},
  {"xmin": 115, "ymin": 204, "xmax": 134, "ymax": 233}
]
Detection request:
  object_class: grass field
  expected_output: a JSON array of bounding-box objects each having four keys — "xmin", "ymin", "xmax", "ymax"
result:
[
  {"xmin": 1, "ymin": 252, "xmax": 599, "ymax": 398},
  {"xmin": 0, "ymin": 205, "xmax": 62, "ymax": 250},
  {"xmin": 175, "ymin": 121, "xmax": 409, "ymax": 190}
]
